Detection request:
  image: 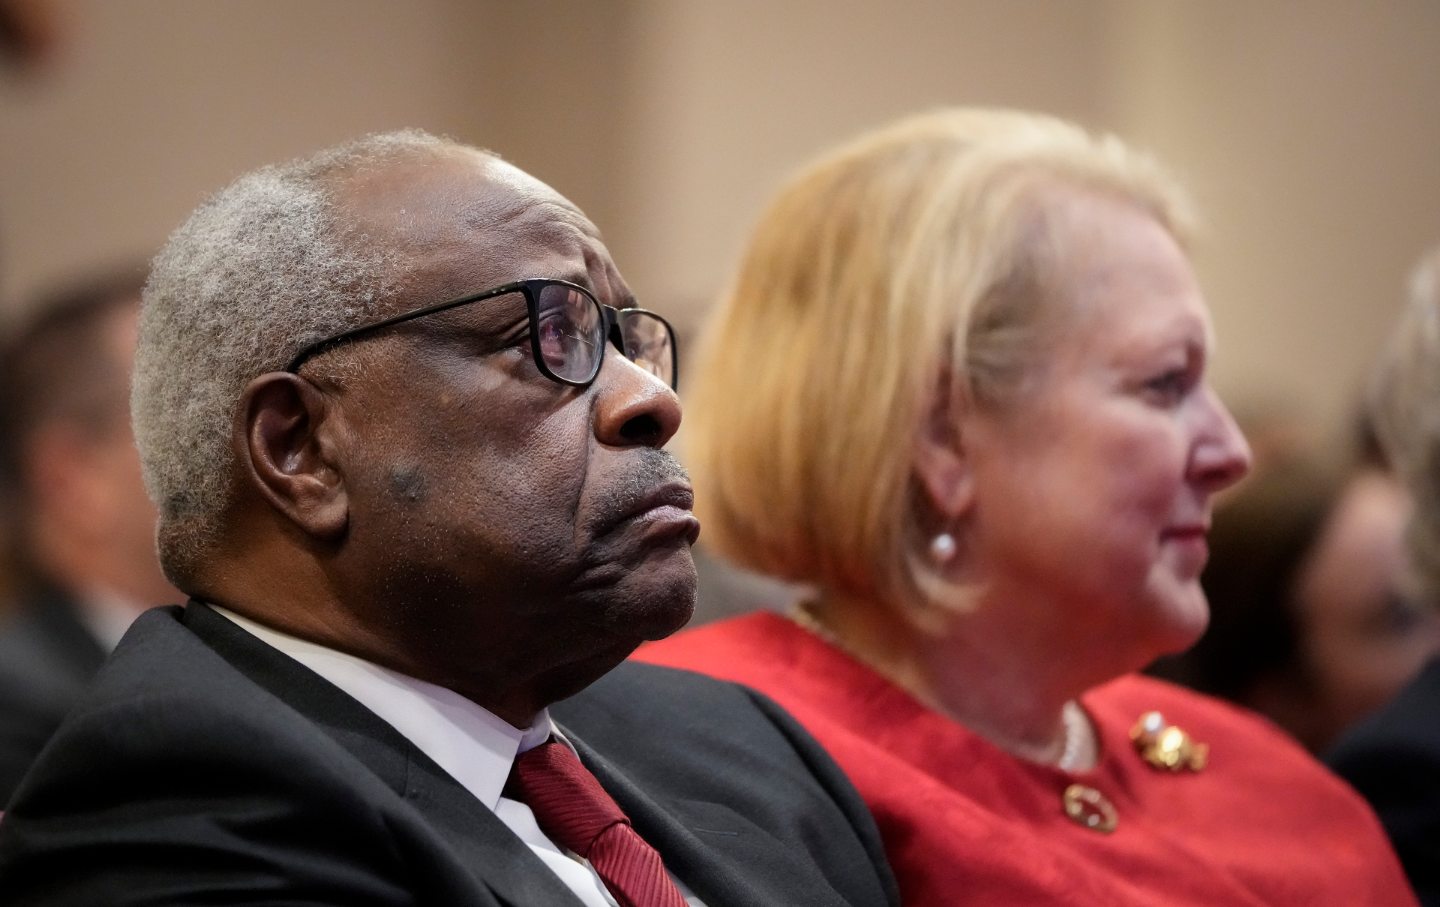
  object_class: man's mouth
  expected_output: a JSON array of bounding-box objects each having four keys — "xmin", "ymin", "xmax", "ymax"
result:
[{"xmin": 619, "ymin": 482, "xmax": 701, "ymax": 544}]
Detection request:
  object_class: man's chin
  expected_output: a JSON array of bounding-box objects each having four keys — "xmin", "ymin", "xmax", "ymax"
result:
[
  {"xmin": 624, "ymin": 568, "xmax": 699, "ymax": 642},
  {"xmin": 549, "ymin": 592, "xmax": 694, "ymax": 690},
  {"xmin": 643, "ymin": 594, "xmax": 697, "ymax": 641},
  {"xmin": 565, "ymin": 540, "xmax": 697, "ymax": 638},
  {"xmin": 620, "ymin": 554, "xmax": 698, "ymax": 637}
]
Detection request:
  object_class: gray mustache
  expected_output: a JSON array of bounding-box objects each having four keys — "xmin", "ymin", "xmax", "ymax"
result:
[{"xmin": 586, "ymin": 450, "xmax": 693, "ymax": 535}]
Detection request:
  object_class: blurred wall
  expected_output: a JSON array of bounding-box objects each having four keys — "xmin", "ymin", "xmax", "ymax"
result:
[
  {"xmin": 3, "ymin": 0, "xmax": 1438, "ymax": 439},
  {"xmin": 0, "ymin": 0, "xmax": 493, "ymax": 318},
  {"xmin": 1107, "ymin": 0, "xmax": 1440, "ymax": 438}
]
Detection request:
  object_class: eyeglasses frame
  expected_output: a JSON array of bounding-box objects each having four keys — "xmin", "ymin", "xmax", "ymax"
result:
[{"xmin": 282, "ymin": 277, "xmax": 678, "ymax": 390}]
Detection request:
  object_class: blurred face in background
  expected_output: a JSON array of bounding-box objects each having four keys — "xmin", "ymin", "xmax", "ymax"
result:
[
  {"xmin": 92, "ymin": 302, "xmax": 172, "ymax": 602},
  {"xmin": 1293, "ymin": 469, "xmax": 1440, "ymax": 746},
  {"xmin": 22, "ymin": 298, "xmax": 174, "ymax": 606}
]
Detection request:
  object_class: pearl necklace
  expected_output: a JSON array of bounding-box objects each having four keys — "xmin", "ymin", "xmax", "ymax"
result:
[
  {"xmin": 791, "ymin": 602, "xmax": 1090, "ymax": 772},
  {"xmin": 1056, "ymin": 699, "xmax": 1088, "ymax": 773}
]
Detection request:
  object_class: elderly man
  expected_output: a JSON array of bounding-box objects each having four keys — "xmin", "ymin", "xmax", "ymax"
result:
[
  {"xmin": 0, "ymin": 131, "xmax": 898, "ymax": 907},
  {"xmin": 0, "ymin": 270, "xmax": 177, "ymax": 803}
]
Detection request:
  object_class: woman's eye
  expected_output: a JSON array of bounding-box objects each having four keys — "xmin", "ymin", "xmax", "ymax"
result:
[
  {"xmin": 1144, "ymin": 369, "xmax": 1190, "ymax": 404},
  {"xmin": 1374, "ymin": 591, "xmax": 1426, "ymax": 636}
]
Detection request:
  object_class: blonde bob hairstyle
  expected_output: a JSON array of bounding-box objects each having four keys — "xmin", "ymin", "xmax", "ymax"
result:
[
  {"xmin": 685, "ymin": 108, "xmax": 1195, "ymax": 620},
  {"xmin": 1369, "ymin": 244, "xmax": 1440, "ymax": 607}
]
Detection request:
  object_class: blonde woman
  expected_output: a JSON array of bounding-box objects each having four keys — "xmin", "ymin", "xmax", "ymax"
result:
[{"xmin": 640, "ymin": 109, "xmax": 1415, "ymax": 905}]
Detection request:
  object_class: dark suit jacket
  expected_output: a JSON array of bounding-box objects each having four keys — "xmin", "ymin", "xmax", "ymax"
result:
[
  {"xmin": 0, "ymin": 603, "xmax": 899, "ymax": 906},
  {"xmin": 1324, "ymin": 656, "xmax": 1440, "ymax": 904},
  {"xmin": 1328, "ymin": 655, "xmax": 1440, "ymax": 906},
  {"xmin": 0, "ymin": 582, "xmax": 108, "ymax": 805}
]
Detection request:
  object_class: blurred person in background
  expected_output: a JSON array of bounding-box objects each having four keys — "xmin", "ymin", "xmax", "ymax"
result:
[
  {"xmin": 1151, "ymin": 429, "xmax": 1440, "ymax": 754},
  {"xmin": 1330, "ymin": 243, "xmax": 1440, "ymax": 905},
  {"xmin": 0, "ymin": 0, "xmax": 62, "ymax": 72},
  {"xmin": 640, "ymin": 108, "xmax": 1416, "ymax": 905},
  {"xmin": 0, "ymin": 267, "xmax": 177, "ymax": 803},
  {"xmin": 0, "ymin": 0, "xmax": 68, "ymax": 611}
]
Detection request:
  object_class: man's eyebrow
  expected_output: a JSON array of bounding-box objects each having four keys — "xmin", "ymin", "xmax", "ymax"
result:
[
  {"xmin": 597, "ymin": 285, "xmax": 639, "ymax": 310},
  {"xmin": 551, "ymin": 270, "xmax": 637, "ymax": 309},
  {"xmin": 597, "ymin": 278, "xmax": 639, "ymax": 310}
]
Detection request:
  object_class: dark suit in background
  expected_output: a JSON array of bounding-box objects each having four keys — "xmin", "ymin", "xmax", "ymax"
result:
[
  {"xmin": 0, "ymin": 266, "xmax": 177, "ymax": 804},
  {"xmin": 1329, "ymin": 656, "xmax": 1440, "ymax": 906},
  {"xmin": 0, "ymin": 582, "xmax": 104, "ymax": 803}
]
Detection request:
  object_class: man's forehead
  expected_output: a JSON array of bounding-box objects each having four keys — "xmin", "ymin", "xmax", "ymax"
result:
[
  {"xmin": 346, "ymin": 152, "xmax": 609, "ymax": 279},
  {"xmin": 339, "ymin": 150, "xmax": 592, "ymax": 243}
]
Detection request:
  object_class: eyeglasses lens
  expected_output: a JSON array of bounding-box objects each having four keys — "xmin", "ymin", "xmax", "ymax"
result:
[
  {"xmin": 536, "ymin": 283, "xmax": 604, "ymax": 383},
  {"xmin": 620, "ymin": 311, "xmax": 675, "ymax": 387}
]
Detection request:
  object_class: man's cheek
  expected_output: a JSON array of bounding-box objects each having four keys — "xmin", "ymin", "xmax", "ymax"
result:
[{"xmin": 387, "ymin": 465, "xmax": 429, "ymax": 504}]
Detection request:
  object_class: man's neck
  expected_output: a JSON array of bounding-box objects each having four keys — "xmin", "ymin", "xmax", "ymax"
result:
[{"xmin": 209, "ymin": 603, "xmax": 554, "ymax": 804}]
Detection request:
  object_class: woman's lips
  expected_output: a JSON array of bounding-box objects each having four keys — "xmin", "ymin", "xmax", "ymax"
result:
[{"xmin": 1161, "ymin": 525, "xmax": 1209, "ymax": 572}]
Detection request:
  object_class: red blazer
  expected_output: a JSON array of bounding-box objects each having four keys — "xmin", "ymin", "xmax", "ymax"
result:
[{"xmin": 640, "ymin": 612, "xmax": 1417, "ymax": 906}]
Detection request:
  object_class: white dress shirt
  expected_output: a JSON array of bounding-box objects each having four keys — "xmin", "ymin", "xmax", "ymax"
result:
[{"xmin": 212, "ymin": 607, "xmax": 703, "ymax": 906}]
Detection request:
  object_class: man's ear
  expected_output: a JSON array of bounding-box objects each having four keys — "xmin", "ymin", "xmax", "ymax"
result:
[
  {"xmin": 235, "ymin": 373, "xmax": 348, "ymax": 541},
  {"xmin": 912, "ymin": 368, "xmax": 975, "ymax": 521}
]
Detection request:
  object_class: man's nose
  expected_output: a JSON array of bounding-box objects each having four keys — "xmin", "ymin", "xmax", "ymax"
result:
[{"xmin": 593, "ymin": 347, "xmax": 682, "ymax": 448}]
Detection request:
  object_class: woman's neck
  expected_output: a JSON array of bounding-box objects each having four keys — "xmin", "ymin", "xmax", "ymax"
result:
[{"xmin": 797, "ymin": 593, "xmax": 1100, "ymax": 771}]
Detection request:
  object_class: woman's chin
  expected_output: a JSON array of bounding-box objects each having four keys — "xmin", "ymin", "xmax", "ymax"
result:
[{"xmin": 1150, "ymin": 590, "xmax": 1211, "ymax": 658}]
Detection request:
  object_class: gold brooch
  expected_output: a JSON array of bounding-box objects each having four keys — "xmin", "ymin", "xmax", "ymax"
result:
[
  {"xmin": 1130, "ymin": 711, "xmax": 1207, "ymax": 772},
  {"xmin": 1062, "ymin": 783, "xmax": 1118, "ymax": 833}
]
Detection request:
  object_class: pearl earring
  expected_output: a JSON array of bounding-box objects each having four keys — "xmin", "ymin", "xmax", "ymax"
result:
[{"xmin": 930, "ymin": 532, "xmax": 957, "ymax": 564}]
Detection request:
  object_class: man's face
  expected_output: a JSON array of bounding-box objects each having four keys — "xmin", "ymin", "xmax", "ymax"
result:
[{"xmin": 312, "ymin": 150, "xmax": 698, "ymax": 707}]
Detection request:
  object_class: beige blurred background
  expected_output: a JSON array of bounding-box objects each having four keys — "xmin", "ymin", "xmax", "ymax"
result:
[{"xmin": 2, "ymin": 0, "xmax": 1438, "ymax": 441}]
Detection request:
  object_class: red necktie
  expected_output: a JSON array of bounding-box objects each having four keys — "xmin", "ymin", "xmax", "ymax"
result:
[{"xmin": 507, "ymin": 740, "xmax": 689, "ymax": 907}]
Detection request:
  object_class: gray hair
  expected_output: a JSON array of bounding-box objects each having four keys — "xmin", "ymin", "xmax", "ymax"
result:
[
  {"xmin": 1369, "ymin": 243, "xmax": 1440, "ymax": 606},
  {"xmin": 132, "ymin": 128, "xmax": 464, "ymax": 585}
]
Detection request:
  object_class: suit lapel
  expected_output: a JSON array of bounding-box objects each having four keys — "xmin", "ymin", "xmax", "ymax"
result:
[
  {"xmin": 397, "ymin": 752, "xmax": 592, "ymax": 907},
  {"xmin": 566, "ymin": 726, "xmax": 792, "ymax": 907},
  {"xmin": 182, "ymin": 602, "xmax": 587, "ymax": 907}
]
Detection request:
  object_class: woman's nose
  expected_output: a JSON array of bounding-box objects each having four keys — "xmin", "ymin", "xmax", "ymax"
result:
[{"xmin": 1192, "ymin": 387, "xmax": 1252, "ymax": 491}]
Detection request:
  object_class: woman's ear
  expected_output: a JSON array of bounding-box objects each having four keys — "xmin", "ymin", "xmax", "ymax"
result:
[
  {"xmin": 912, "ymin": 367, "xmax": 975, "ymax": 520},
  {"xmin": 235, "ymin": 373, "xmax": 348, "ymax": 541}
]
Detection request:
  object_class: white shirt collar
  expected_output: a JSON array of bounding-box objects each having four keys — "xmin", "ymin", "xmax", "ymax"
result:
[{"xmin": 210, "ymin": 605, "xmax": 556, "ymax": 810}]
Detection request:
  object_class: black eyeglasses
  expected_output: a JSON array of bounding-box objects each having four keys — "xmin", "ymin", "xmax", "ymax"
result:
[{"xmin": 284, "ymin": 278, "xmax": 678, "ymax": 389}]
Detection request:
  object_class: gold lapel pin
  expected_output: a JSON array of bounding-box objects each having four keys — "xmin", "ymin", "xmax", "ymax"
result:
[{"xmin": 1130, "ymin": 711, "xmax": 1208, "ymax": 772}]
